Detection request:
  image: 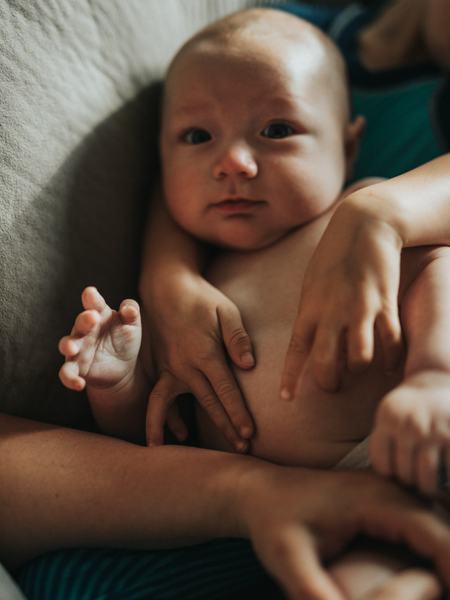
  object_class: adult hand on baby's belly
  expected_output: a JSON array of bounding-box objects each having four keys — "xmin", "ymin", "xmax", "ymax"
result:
[{"xmin": 196, "ymin": 324, "xmax": 401, "ymax": 469}]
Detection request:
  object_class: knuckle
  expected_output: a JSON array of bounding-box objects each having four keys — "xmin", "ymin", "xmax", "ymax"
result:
[
  {"xmin": 198, "ymin": 391, "xmax": 218, "ymax": 411},
  {"xmin": 215, "ymin": 379, "xmax": 238, "ymax": 400},
  {"xmin": 227, "ymin": 328, "xmax": 249, "ymax": 348},
  {"xmin": 197, "ymin": 345, "xmax": 220, "ymax": 363},
  {"xmin": 287, "ymin": 334, "xmax": 308, "ymax": 355}
]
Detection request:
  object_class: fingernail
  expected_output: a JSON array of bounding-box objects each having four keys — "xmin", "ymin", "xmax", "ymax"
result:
[
  {"xmin": 241, "ymin": 352, "xmax": 255, "ymax": 368},
  {"xmin": 236, "ymin": 440, "xmax": 248, "ymax": 453},
  {"xmin": 280, "ymin": 388, "xmax": 291, "ymax": 400},
  {"xmin": 240, "ymin": 426, "xmax": 252, "ymax": 439}
]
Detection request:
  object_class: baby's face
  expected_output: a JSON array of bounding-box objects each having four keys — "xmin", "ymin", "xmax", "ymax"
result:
[{"xmin": 161, "ymin": 35, "xmax": 354, "ymax": 250}]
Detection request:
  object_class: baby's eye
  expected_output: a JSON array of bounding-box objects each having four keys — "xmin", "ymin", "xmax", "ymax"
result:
[
  {"xmin": 183, "ymin": 128, "xmax": 212, "ymax": 145},
  {"xmin": 261, "ymin": 123, "xmax": 295, "ymax": 139}
]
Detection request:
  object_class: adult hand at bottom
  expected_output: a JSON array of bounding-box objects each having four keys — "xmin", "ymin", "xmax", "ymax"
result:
[{"xmin": 236, "ymin": 466, "xmax": 450, "ymax": 600}]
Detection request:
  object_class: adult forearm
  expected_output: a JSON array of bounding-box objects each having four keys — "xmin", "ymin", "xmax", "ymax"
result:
[
  {"xmin": 0, "ymin": 413, "xmax": 250, "ymax": 568},
  {"xmin": 348, "ymin": 154, "xmax": 450, "ymax": 247}
]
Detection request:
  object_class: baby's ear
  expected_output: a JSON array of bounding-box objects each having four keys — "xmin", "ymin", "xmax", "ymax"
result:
[{"xmin": 344, "ymin": 115, "xmax": 365, "ymax": 180}]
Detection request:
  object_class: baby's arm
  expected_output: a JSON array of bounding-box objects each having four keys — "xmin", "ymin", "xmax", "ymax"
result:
[
  {"xmin": 370, "ymin": 245, "xmax": 450, "ymax": 495},
  {"xmin": 281, "ymin": 154, "xmax": 450, "ymax": 397},
  {"xmin": 59, "ymin": 287, "xmax": 149, "ymax": 442},
  {"xmin": 139, "ymin": 189, "xmax": 255, "ymax": 450}
]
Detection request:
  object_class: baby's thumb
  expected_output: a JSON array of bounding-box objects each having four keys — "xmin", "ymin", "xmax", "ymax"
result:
[{"xmin": 218, "ymin": 304, "xmax": 255, "ymax": 369}]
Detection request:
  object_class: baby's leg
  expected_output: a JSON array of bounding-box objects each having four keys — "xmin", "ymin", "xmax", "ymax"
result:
[{"xmin": 329, "ymin": 542, "xmax": 441, "ymax": 599}]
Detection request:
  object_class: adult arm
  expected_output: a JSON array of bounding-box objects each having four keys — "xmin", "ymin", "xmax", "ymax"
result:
[
  {"xmin": 1, "ymin": 413, "xmax": 450, "ymax": 599},
  {"xmin": 139, "ymin": 189, "xmax": 255, "ymax": 449},
  {"xmin": 280, "ymin": 154, "xmax": 450, "ymax": 397}
]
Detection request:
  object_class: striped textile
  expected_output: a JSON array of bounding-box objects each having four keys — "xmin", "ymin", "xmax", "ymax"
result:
[{"xmin": 17, "ymin": 539, "xmax": 283, "ymax": 599}]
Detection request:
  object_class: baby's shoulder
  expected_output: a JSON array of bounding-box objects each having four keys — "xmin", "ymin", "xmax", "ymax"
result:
[{"xmin": 340, "ymin": 177, "xmax": 385, "ymax": 199}]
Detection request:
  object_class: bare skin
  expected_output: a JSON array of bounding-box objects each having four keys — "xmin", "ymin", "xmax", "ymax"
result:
[{"xmin": 58, "ymin": 8, "xmax": 450, "ymax": 598}]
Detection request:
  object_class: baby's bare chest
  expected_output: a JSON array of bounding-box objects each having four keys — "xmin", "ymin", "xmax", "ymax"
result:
[{"xmin": 202, "ymin": 222, "xmax": 403, "ymax": 467}]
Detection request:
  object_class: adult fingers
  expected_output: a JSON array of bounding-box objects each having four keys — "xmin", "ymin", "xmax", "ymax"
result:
[
  {"xmin": 166, "ymin": 404, "xmax": 189, "ymax": 442},
  {"xmin": 200, "ymin": 357, "xmax": 254, "ymax": 440},
  {"xmin": 189, "ymin": 370, "xmax": 248, "ymax": 452},
  {"xmin": 347, "ymin": 316, "xmax": 375, "ymax": 374},
  {"xmin": 280, "ymin": 316, "xmax": 315, "ymax": 401},
  {"xmin": 259, "ymin": 528, "xmax": 345, "ymax": 600},
  {"xmin": 375, "ymin": 309, "xmax": 403, "ymax": 373},
  {"xmin": 218, "ymin": 303, "xmax": 255, "ymax": 370},
  {"xmin": 146, "ymin": 372, "xmax": 186, "ymax": 446},
  {"xmin": 310, "ymin": 324, "xmax": 345, "ymax": 392}
]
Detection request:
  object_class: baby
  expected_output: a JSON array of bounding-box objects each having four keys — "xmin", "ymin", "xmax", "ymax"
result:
[{"xmin": 59, "ymin": 8, "xmax": 449, "ymax": 596}]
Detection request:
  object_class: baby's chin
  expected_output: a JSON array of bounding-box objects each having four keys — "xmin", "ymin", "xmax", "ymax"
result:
[{"xmin": 206, "ymin": 229, "xmax": 288, "ymax": 252}]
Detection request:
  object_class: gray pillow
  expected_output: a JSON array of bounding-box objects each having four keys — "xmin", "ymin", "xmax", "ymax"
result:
[{"xmin": 0, "ymin": 0, "xmax": 256, "ymax": 428}]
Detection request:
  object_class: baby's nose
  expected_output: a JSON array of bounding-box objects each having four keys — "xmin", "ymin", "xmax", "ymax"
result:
[{"xmin": 212, "ymin": 143, "xmax": 258, "ymax": 179}]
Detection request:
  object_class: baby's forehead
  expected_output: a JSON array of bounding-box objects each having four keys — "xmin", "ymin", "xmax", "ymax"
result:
[
  {"xmin": 163, "ymin": 9, "xmax": 348, "ymax": 120},
  {"xmin": 167, "ymin": 31, "xmax": 328, "ymax": 96}
]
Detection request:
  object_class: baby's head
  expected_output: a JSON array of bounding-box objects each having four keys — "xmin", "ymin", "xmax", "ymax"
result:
[{"xmin": 160, "ymin": 8, "xmax": 363, "ymax": 250}]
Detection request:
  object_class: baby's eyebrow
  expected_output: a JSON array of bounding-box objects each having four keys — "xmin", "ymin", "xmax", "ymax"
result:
[
  {"xmin": 170, "ymin": 101, "xmax": 214, "ymax": 117},
  {"xmin": 260, "ymin": 94, "xmax": 304, "ymax": 112}
]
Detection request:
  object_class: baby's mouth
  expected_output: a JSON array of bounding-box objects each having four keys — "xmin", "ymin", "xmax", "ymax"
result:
[{"xmin": 210, "ymin": 198, "xmax": 266, "ymax": 213}]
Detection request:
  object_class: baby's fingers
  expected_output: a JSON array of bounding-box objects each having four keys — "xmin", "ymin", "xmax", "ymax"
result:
[
  {"xmin": 59, "ymin": 361, "xmax": 85, "ymax": 391},
  {"xmin": 369, "ymin": 431, "xmax": 394, "ymax": 478},
  {"xmin": 416, "ymin": 444, "xmax": 441, "ymax": 496},
  {"xmin": 58, "ymin": 335, "xmax": 81, "ymax": 358},
  {"xmin": 365, "ymin": 569, "xmax": 441, "ymax": 600},
  {"xmin": 119, "ymin": 299, "xmax": 141, "ymax": 326},
  {"xmin": 72, "ymin": 310, "xmax": 100, "ymax": 337},
  {"xmin": 81, "ymin": 286, "xmax": 108, "ymax": 313}
]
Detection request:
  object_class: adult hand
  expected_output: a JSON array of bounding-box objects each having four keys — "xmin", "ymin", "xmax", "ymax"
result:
[
  {"xmin": 237, "ymin": 465, "xmax": 450, "ymax": 599},
  {"xmin": 370, "ymin": 369, "xmax": 450, "ymax": 496},
  {"xmin": 281, "ymin": 193, "xmax": 404, "ymax": 398},
  {"xmin": 144, "ymin": 273, "xmax": 255, "ymax": 450}
]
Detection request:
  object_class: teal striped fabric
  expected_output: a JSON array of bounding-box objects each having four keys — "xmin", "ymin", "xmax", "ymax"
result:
[{"xmin": 17, "ymin": 540, "xmax": 283, "ymax": 599}]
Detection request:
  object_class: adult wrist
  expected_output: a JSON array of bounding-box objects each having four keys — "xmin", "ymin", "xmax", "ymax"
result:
[{"xmin": 342, "ymin": 187, "xmax": 405, "ymax": 249}]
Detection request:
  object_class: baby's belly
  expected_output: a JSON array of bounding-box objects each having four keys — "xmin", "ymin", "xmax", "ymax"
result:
[
  {"xmin": 196, "ymin": 322, "xmax": 401, "ymax": 468},
  {"xmin": 198, "ymin": 223, "xmax": 402, "ymax": 468}
]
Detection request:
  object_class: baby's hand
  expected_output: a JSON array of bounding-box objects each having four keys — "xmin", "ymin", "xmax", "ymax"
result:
[
  {"xmin": 281, "ymin": 194, "xmax": 403, "ymax": 398},
  {"xmin": 370, "ymin": 370, "xmax": 450, "ymax": 496},
  {"xmin": 144, "ymin": 275, "xmax": 255, "ymax": 452},
  {"xmin": 58, "ymin": 287, "xmax": 142, "ymax": 392}
]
